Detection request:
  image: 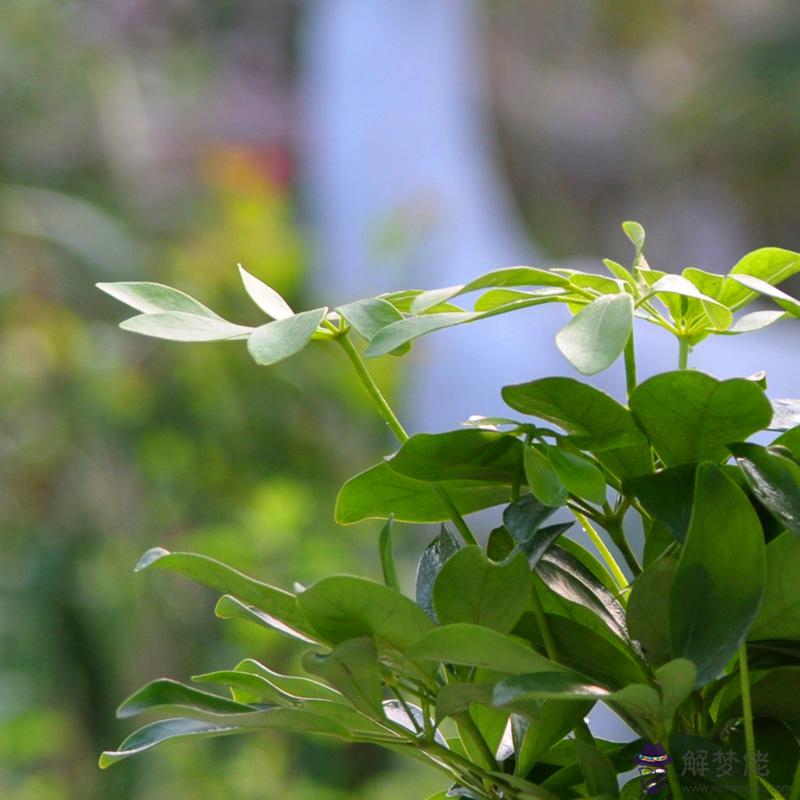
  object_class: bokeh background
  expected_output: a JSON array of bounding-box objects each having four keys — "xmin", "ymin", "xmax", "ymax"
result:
[{"xmin": 2, "ymin": 2, "xmax": 800, "ymax": 798}]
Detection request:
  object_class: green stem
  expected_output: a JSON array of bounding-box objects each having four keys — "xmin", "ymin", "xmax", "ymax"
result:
[
  {"xmin": 623, "ymin": 332, "xmax": 637, "ymax": 398},
  {"xmin": 336, "ymin": 333, "xmax": 478, "ymax": 546},
  {"xmin": 668, "ymin": 761, "xmax": 685, "ymax": 800},
  {"xmin": 453, "ymin": 712, "xmax": 499, "ymax": 772},
  {"xmin": 739, "ymin": 645, "xmax": 759, "ymax": 800},
  {"xmin": 530, "ymin": 582, "xmax": 559, "ymax": 661},
  {"xmin": 678, "ymin": 336, "xmax": 690, "ymax": 370},
  {"xmin": 603, "ymin": 513, "xmax": 641, "ymax": 578},
  {"xmin": 572, "ymin": 510, "xmax": 628, "ymax": 589}
]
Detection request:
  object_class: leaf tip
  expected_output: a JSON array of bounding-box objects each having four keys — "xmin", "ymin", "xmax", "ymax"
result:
[{"xmin": 135, "ymin": 547, "xmax": 170, "ymax": 572}]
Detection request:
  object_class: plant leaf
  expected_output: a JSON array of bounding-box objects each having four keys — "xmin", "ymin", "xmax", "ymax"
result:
[
  {"xmin": 493, "ymin": 673, "xmax": 610, "ymax": 704},
  {"xmin": 301, "ymin": 637, "xmax": 384, "ymax": 718},
  {"xmin": 415, "ymin": 525, "xmax": 461, "ymax": 622},
  {"xmin": 134, "ymin": 548, "xmax": 317, "ymax": 643},
  {"xmin": 726, "ymin": 310, "xmax": 788, "ymax": 335},
  {"xmin": 435, "ymin": 683, "xmax": 496, "ymax": 721},
  {"xmin": 297, "ymin": 575, "xmax": 434, "ymax": 656},
  {"xmin": 502, "ymin": 377, "xmax": 652, "ymax": 479},
  {"xmin": 749, "ymin": 533, "xmax": 800, "ymax": 641},
  {"xmin": 625, "ymin": 465, "xmax": 696, "ymax": 543},
  {"xmin": 523, "ymin": 445, "xmax": 568, "ymax": 507},
  {"xmin": 233, "ymin": 659, "xmax": 342, "ymax": 702},
  {"xmin": 247, "ymin": 307, "xmax": 327, "ymax": 366},
  {"xmin": 337, "ymin": 297, "xmax": 404, "ymax": 342},
  {"xmin": 629, "ymin": 371, "xmax": 772, "ymax": 466},
  {"xmin": 669, "ymin": 464, "xmax": 766, "ymax": 685},
  {"xmin": 116, "ymin": 679, "xmax": 256, "ymax": 719},
  {"xmin": 120, "ymin": 312, "xmax": 253, "ymax": 342},
  {"xmin": 386, "ymin": 429, "xmax": 522, "ymax": 483},
  {"xmin": 627, "ymin": 557, "xmax": 678, "ymax": 667},
  {"xmin": 432, "ymin": 547, "xmax": 531, "ymax": 633},
  {"xmin": 655, "ymin": 658, "xmax": 697, "ymax": 722},
  {"xmin": 574, "ymin": 739, "xmax": 620, "ymax": 797},
  {"xmin": 406, "ymin": 624, "xmax": 565, "ymax": 674},
  {"xmin": 718, "ymin": 247, "xmax": 800, "ymax": 311},
  {"xmin": 503, "ymin": 495, "xmax": 558, "ymax": 543},
  {"xmin": 214, "ymin": 595, "xmax": 317, "ymax": 645},
  {"xmin": 546, "ymin": 446, "xmax": 606, "ymax": 505},
  {"xmin": 335, "ymin": 462, "xmax": 511, "ymax": 524},
  {"xmin": 555, "ymin": 293, "xmax": 634, "ymax": 375},
  {"xmin": 97, "ymin": 281, "xmax": 223, "ymax": 318},
  {"xmin": 729, "ymin": 442, "xmax": 800, "ymax": 538},
  {"xmin": 238, "ymin": 265, "xmax": 294, "ymax": 319},
  {"xmin": 378, "ymin": 516, "xmax": 400, "ymax": 591},
  {"xmin": 191, "ymin": 670, "xmax": 294, "ymax": 706}
]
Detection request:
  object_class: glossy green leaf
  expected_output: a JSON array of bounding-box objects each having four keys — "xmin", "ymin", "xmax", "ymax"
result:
[
  {"xmin": 386, "ymin": 429, "xmax": 522, "ymax": 483},
  {"xmin": 378, "ymin": 516, "xmax": 400, "ymax": 591},
  {"xmin": 518, "ymin": 523, "xmax": 575, "ymax": 567},
  {"xmin": 655, "ymin": 658, "xmax": 696, "ymax": 723},
  {"xmin": 607, "ymin": 683, "xmax": 662, "ymax": 737},
  {"xmin": 410, "ymin": 267, "xmax": 569, "ymax": 314},
  {"xmin": 116, "ymin": 679, "xmax": 255, "ymax": 720},
  {"xmin": 546, "ymin": 446, "xmax": 606, "ymax": 505},
  {"xmin": 523, "ymin": 445, "xmax": 567, "ymax": 507},
  {"xmin": 729, "ymin": 442, "xmax": 800, "ymax": 538},
  {"xmin": 335, "ymin": 462, "xmax": 510, "ymax": 524},
  {"xmin": 749, "ymin": 533, "xmax": 800, "ymax": 641},
  {"xmin": 574, "ymin": 739, "xmax": 619, "ymax": 797},
  {"xmin": 247, "ymin": 307, "xmax": 327, "ymax": 366},
  {"xmin": 297, "ymin": 575, "xmax": 434, "ymax": 655},
  {"xmin": 99, "ymin": 718, "xmax": 252, "ymax": 768},
  {"xmin": 233, "ymin": 659, "xmax": 342, "ymax": 702},
  {"xmin": 120, "ymin": 312, "xmax": 253, "ymax": 342},
  {"xmin": 301, "ymin": 637, "xmax": 384, "ymax": 718},
  {"xmin": 493, "ymin": 672, "xmax": 610, "ymax": 704},
  {"xmin": 432, "ymin": 547, "xmax": 531, "ymax": 633},
  {"xmin": 730, "ymin": 273, "xmax": 800, "ymax": 316},
  {"xmin": 630, "ymin": 371, "xmax": 772, "ymax": 466},
  {"xmin": 214, "ymin": 594, "xmax": 316, "ymax": 644},
  {"xmin": 97, "ymin": 281, "xmax": 223, "ymax": 318},
  {"xmin": 406, "ymin": 624, "xmax": 564, "ymax": 674},
  {"xmin": 238, "ymin": 265, "xmax": 294, "ymax": 319},
  {"xmin": 502, "ymin": 495, "xmax": 558, "ymax": 543},
  {"xmin": 555, "ymin": 293, "xmax": 634, "ymax": 374},
  {"xmin": 415, "ymin": 525, "xmax": 460, "ymax": 622},
  {"xmin": 502, "ymin": 377, "xmax": 652, "ymax": 478},
  {"xmin": 627, "ymin": 557, "xmax": 678, "ymax": 667},
  {"xmin": 536, "ymin": 546, "xmax": 628, "ymax": 642},
  {"xmin": 191, "ymin": 669, "xmax": 294, "ymax": 706},
  {"xmin": 435, "ymin": 683, "xmax": 496, "ymax": 721},
  {"xmin": 718, "ymin": 247, "xmax": 800, "ymax": 311},
  {"xmin": 669, "ymin": 464, "xmax": 766, "ymax": 685},
  {"xmin": 726, "ymin": 310, "xmax": 788, "ymax": 335},
  {"xmin": 134, "ymin": 548, "xmax": 317, "ymax": 643},
  {"xmin": 625, "ymin": 465, "xmax": 695, "ymax": 543}
]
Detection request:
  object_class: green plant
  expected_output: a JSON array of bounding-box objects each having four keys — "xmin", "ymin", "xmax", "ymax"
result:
[{"xmin": 98, "ymin": 225, "xmax": 800, "ymax": 800}]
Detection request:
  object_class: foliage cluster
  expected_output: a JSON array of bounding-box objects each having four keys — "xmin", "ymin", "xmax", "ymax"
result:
[{"xmin": 99, "ymin": 224, "xmax": 800, "ymax": 800}]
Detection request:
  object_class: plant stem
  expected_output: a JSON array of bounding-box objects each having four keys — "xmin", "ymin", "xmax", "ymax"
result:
[
  {"xmin": 530, "ymin": 581, "xmax": 559, "ymax": 661},
  {"xmin": 337, "ymin": 333, "xmax": 409, "ymax": 442},
  {"xmin": 678, "ymin": 336, "xmax": 690, "ymax": 370},
  {"xmin": 603, "ymin": 513, "xmax": 641, "ymax": 577},
  {"xmin": 668, "ymin": 761, "xmax": 685, "ymax": 800},
  {"xmin": 789, "ymin": 759, "xmax": 800, "ymax": 800},
  {"xmin": 739, "ymin": 645, "xmax": 759, "ymax": 800},
  {"xmin": 336, "ymin": 333, "xmax": 478, "ymax": 546},
  {"xmin": 572, "ymin": 510, "xmax": 628, "ymax": 589},
  {"xmin": 454, "ymin": 712, "xmax": 499, "ymax": 773},
  {"xmin": 624, "ymin": 332, "xmax": 637, "ymax": 397}
]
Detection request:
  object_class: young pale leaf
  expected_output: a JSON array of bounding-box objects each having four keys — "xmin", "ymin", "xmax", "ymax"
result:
[
  {"xmin": 415, "ymin": 525, "xmax": 460, "ymax": 622},
  {"xmin": 622, "ymin": 220, "xmax": 646, "ymax": 265},
  {"xmin": 502, "ymin": 377, "xmax": 652, "ymax": 479},
  {"xmin": 99, "ymin": 718, "xmax": 251, "ymax": 768},
  {"xmin": 190, "ymin": 670, "xmax": 293, "ymax": 706},
  {"xmin": 134, "ymin": 548, "xmax": 317, "ymax": 643},
  {"xmin": 120, "ymin": 312, "xmax": 253, "ymax": 342},
  {"xmin": 301, "ymin": 637, "xmax": 384, "ymax": 718},
  {"xmin": 546, "ymin": 446, "xmax": 606, "ymax": 505},
  {"xmin": 523, "ymin": 445, "xmax": 567, "ymax": 507},
  {"xmin": 729, "ymin": 442, "xmax": 800, "ymax": 538},
  {"xmin": 730, "ymin": 273, "xmax": 800, "ymax": 316},
  {"xmin": 718, "ymin": 247, "xmax": 800, "ymax": 311},
  {"xmin": 386, "ymin": 429, "xmax": 522, "ymax": 483},
  {"xmin": 602, "ymin": 258, "xmax": 636, "ymax": 288},
  {"xmin": 432, "ymin": 547, "xmax": 531, "ymax": 633},
  {"xmin": 630, "ymin": 371, "xmax": 773, "ymax": 466},
  {"xmin": 646, "ymin": 274, "xmax": 732, "ymax": 331},
  {"xmin": 233, "ymin": 659, "xmax": 342, "ymax": 702},
  {"xmin": 97, "ymin": 281, "xmax": 223, "ymax": 318},
  {"xmin": 335, "ymin": 462, "xmax": 510, "ymax": 524},
  {"xmin": 406, "ymin": 623, "xmax": 565, "ymax": 674},
  {"xmin": 669, "ymin": 464, "xmax": 766, "ymax": 685},
  {"xmin": 297, "ymin": 575, "xmax": 434, "ymax": 655},
  {"xmin": 749, "ymin": 533, "xmax": 800, "ymax": 641},
  {"xmin": 238, "ymin": 264, "xmax": 294, "ymax": 319},
  {"xmin": 337, "ymin": 297, "xmax": 403, "ymax": 342},
  {"xmin": 726, "ymin": 310, "xmax": 788, "ymax": 335},
  {"xmin": 410, "ymin": 266, "xmax": 569, "ymax": 314},
  {"xmin": 378, "ymin": 516, "xmax": 400, "ymax": 591},
  {"xmin": 555, "ymin": 293, "xmax": 634, "ymax": 375},
  {"xmin": 247, "ymin": 307, "xmax": 327, "ymax": 366},
  {"xmin": 627, "ymin": 558, "xmax": 678, "ymax": 667}
]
